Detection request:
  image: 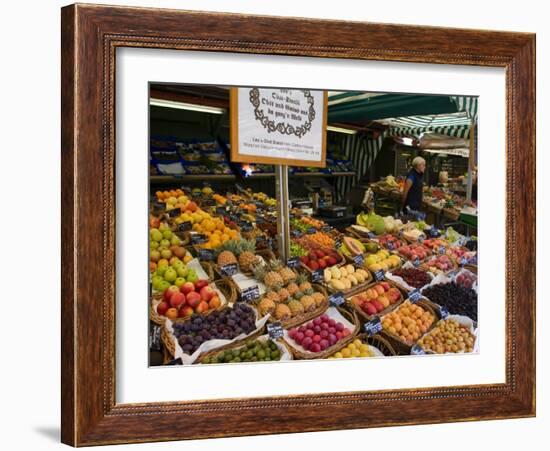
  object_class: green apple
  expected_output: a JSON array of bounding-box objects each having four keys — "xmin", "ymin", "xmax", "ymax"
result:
[
  {"xmin": 176, "ymin": 266, "xmax": 189, "ymax": 277},
  {"xmin": 170, "ymin": 235, "xmax": 180, "ymax": 246},
  {"xmin": 174, "ymin": 277, "xmax": 186, "ymax": 288},
  {"xmin": 160, "ymin": 239, "xmax": 171, "ymax": 248},
  {"xmin": 164, "ymin": 268, "xmax": 177, "ymax": 283},
  {"xmin": 152, "ymin": 276, "xmax": 164, "ymax": 290},
  {"xmin": 158, "ymin": 280, "xmax": 171, "ymax": 292},
  {"xmin": 157, "ymin": 259, "xmax": 169, "ymax": 268},
  {"xmin": 159, "ymin": 223, "xmax": 170, "ymax": 232},
  {"xmin": 186, "ymin": 269, "xmax": 198, "ymax": 283},
  {"xmin": 156, "ymin": 265, "xmax": 168, "ymax": 276},
  {"xmin": 160, "ymin": 249, "xmax": 172, "ymax": 259},
  {"xmin": 150, "ymin": 228, "xmax": 163, "ymax": 242},
  {"xmin": 162, "ymin": 229, "xmax": 173, "ymax": 240},
  {"xmin": 150, "ymin": 240, "xmax": 159, "ymax": 250}
]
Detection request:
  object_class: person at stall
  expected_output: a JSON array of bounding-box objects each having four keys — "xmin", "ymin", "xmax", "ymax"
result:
[{"xmin": 401, "ymin": 156, "xmax": 426, "ymax": 214}]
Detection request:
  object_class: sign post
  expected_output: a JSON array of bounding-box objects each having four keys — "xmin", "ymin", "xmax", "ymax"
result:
[{"xmin": 230, "ymin": 87, "xmax": 328, "ymax": 261}]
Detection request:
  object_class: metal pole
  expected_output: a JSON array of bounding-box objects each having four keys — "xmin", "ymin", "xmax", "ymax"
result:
[
  {"xmin": 466, "ymin": 120, "xmax": 475, "ymax": 201},
  {"xmin": 274, "ymin": 165, "xmax": 290, "ymax": 261}
]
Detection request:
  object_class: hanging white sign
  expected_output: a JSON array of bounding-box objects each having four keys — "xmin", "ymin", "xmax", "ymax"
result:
[{"xmin": 230, "ymin": 87, "xmax": 327, "ymax": 167}]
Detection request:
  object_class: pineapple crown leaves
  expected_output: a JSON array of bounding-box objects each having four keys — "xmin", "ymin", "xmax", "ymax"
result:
[{"xmin": 296, "ymin": 273, "xmax": 308, "ymax": 285}]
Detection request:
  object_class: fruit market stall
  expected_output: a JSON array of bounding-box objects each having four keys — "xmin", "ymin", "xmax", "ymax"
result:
[{"xmin": 147, "ymin": 86, "xmax": 479, "ymax": 365}]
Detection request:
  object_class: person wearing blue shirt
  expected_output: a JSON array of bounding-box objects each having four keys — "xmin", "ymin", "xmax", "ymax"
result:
[{"xmin": 401, "ymin": 156, "xmax": 426, "ymax": 213}]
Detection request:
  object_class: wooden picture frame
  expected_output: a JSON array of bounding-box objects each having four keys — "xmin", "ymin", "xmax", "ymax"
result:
[
  {"xmin": 230, "ymin": 87, "xmax": 328, "ymax": 167},
  {"xmin": 61, "ymin": 3, "xmax": 535, "ymax": 446}
]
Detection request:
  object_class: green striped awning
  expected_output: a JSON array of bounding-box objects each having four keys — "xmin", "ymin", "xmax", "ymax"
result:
[
  {"xmin": 450, "ymin": 96, "xmax": 478, "ymax": 120},
  {"xmin": 386, "ymin": 112, "xmax": 472, "ymax": 138}
]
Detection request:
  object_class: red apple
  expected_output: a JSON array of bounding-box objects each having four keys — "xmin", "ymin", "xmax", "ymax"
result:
[
  {"xmin": 195, "ymin": 280, "xmax": 209, "ymax": 290},
  {"xmin": 169, "ymin": 292, "xmax": 186, "ymax": 308},
  {"xmin": 180, "ymin": 306, "xmax": 194, "ymax": 317},
  {"xmin": 200, "ymin": 286, "xmax": 215, "ymax": 302},
  {"xmin": 156, "ymin": 301, "xmax": 169, "ymax": 316},
  {"xmin": 196, "ymin": 301, "xmax": 209, "ymax": 314},
  {"xmin": 163, "ymin": 285, "xmax": 180, "ymax": 302},
  {"xmin": 180, "ymin": 282, "xmax": 195, "ymax": 295},
  {"xmin": 186, "ymin": 291, "xmax": 201, "ymax": 308}
]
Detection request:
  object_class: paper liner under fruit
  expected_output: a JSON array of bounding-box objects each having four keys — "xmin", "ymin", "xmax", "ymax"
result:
[
  {"xmin": 282, "ymin": 307, "xmax": 358, "ymax": 359},
  {"xmin": 385, "ymin": 261, "xmax": 434, "ymax": 293},
  {"xmin": 165, "ymin": 307, "xmax": 270, "ymax": 365},
  {"xmin": 414, "ymin": 314, "xmax": 479, "ymax": 355},
  {"xmin": 231, "ymin": 272, "xmax": 267, "ymax": 296},
  {"xmin": 196, "ymin": 334, "xmax": 293, "ymax": 364}
]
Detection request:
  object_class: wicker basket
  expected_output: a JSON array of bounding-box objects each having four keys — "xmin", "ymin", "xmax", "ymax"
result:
[
  {"xmin": 419, "ymin": 256, "xmax": 459, "ymax": 276},
  {"xmin": 322, "ymin": 266, "xmax": 374, "ymax": 298},
  {"xmin": 464, "ymin": 264, "xmax": 477, "ymax": 274},
  {"xmin": 161, "ymin": 304, "xmax": 266, "ymax": 363},
  {"xmin": 214, "ymin": 277, "xmax": 238, "ymax": 304},
  {"xmin": 443, "ymin": 207, "xmax": 461, "ymax": 221},
  {"xmin": 196, "ymin": 335, "xmax": 293, "ymax": 364},
  {"xmin": 265, "ymin": 284, "xmax": 330, "ymax": 329},
  {"xmin": 284, "ymin": 307, "xmax": 360, "ymax": 360},
  {"xmin": 199, "ymin": 260, "xmax": 216, "ymax": 281},
  {"xmin": 378, "ymin": 298, "xmax": 441, "ymax": 355},
  {"xmin": 361, "ymin": 333, "xmax": 397, "ymax": 356},
  {"xmin": 345, "ymin": 279, "xmax": 406, "ymax": 323},
  {"xmin": 149, "ymin": 299, "xmax": 166, "ymax": 326}
]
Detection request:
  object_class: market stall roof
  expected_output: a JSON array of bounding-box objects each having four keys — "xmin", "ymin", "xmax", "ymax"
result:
[{"xmin": 327, "ymin": 93, "xmax": 460, "ymax": 123}]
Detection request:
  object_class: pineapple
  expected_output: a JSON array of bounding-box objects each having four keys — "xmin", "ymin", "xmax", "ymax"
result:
[
  {"xmin": 286, "ymin": 282, "xmax": 299, "ymax": 296},
  {"xmin": 277, "ymin": 287, "xmax": 290, "ymax": 303},
  {"xmin": 296, "ymin": 274, "xmax": 313, "ymax": 294},
  {"xmin": 259, "ymin": 297, "xmax": 276, "ymax": 316},
  {"xmin": 275, "ymin": 303, "xmax": 291, "ymax": 321},
  {"xmin": 288, "ymin": 299, "xmax": 305, "ymax": 316},
  {"xmin": 217, "ymin": 250, "xmax": 237, "ymax": 266},
  {"xmin": 237, "ymin": 239, "xmax": 258, "ymax": 271},
  {"xmin": 300, "ymin": 295, "xmax": 316, "ymax": 312},
  {"xmin": 312, "ymin": 292, "xmax": 325, "ymax": 307},
  {"xmin": 265, "ymin": 271, "xmax": 284, "ymax": 290},
  {"xmin": 265, "ymin": 290, "xmax": 280, "ymax": 303},
  {"xmin": 279, "ymin": 267, "xmax": 296, "ymax": 285}
]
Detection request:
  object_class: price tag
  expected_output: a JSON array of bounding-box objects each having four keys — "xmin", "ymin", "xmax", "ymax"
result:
[
  {"xmin": 438, "ymin": 306, "xmax": 449, "ymax": 319},
  {"xmin": 335, "ymin": 238, "xmax": 342, "ymax": 249},
  {"xmin": 220, "ymin": 263, "xmax": 238, "ymax": 277},
  {"xmin": 267, "ymin": 322, "xmax": 284, "ymax": 340},
  {"xmin": 291, "ymin": 230, "xmax": 302, "ymax": 238},
  {"xmin": 176, "ymin": 221, "xmax": 192, "ymax": 233},
  {"xmin": 367, "ymin": 232, "xmax": 377, "ymax": 239},
  {"xmin": 287, "ymin": 256, "xmax": 300, "ymax": 269},
  {"xmin": 239, "ymin": 222, "xmax": 253, "ymax": 232},
  {"xmin": 439, "ymin": 245, "xmax": 446, "ymax": 255},
  {"xmin": 459, "ymin": 256, "xmax": 468, "ymax": 266},
  {"xmin": 167, "ymin": 207, "xmax": 181, "ymax": 218},
  {"xmin": 311, "ymin": 269, "xmax": 324, "ymax": 283},
  {"xmin": 321, "ymin": 225, "xmax": 332, "ymax": 233},
  {"xmin": 364, "ymin": 317, "xmax": 382, "ymax": 336},
  {"xmin": 149, "ymin": 324, "xmax": 162, "ymax": 352},
  {"xmin": 328, "ymin": 292, "xmax": 345, "ymax": 307},
  {"xmin": 429, "ymin": 226, "xmax": 440, "ymax": 237},
  {"xmin": 387, "ymin": 242, "xmax": 394, "ymax": 250},
  {"xmin": 374, "ymin": 270, "xmax": 385, "ymax": 281},
  {"xmin": 198, "ymin": 248, "xmax": 215, "ymax": 261},
  {"xmin": 307, "ymin": 227, "xmax": 317, "ymax": 234},
  {"xmin": 255, "ymin": 235, "xmax": 267, "ymax": 247},
  {"xmin": 418, "ymin": 235, "xmax": 425, "ymax": 243},
  {"xmin": 241, "ymin": 285, "xmax": 260, "ymax": 303},
  {"xmin": 353, "ymin": 254, "xmax": 365, "ymax": 266},
  {"xmin": 256, "ymin": 216, "xmax": 265, "ymax": 225},
  {"xmin": 409, "ymin": 289, "xmax": 421, "ymax": 303},
  {"xmin": 152, "ymin": 200, "xmax": 164, "ymax": 211},
  {"xmin": 412, "ymin": 258, "xmax": 420, "ymax": 268},
  {"xmin": 165, "ymin": 357, "xmax": 183, "ymax": 365},
  {"xmin": 191, "ymin": 233, "xmax": 207, "ymax": 245},
  {"xmin": 410, "ymin": 345, "xmax": 426, "ymax": 355},
  {"xmin": 215, "ymin": 206, "xmax": 226, "ymax": 216},
  {"xmin": 229, "ymin": 214, "xmax": 239, "ymax": 223}
]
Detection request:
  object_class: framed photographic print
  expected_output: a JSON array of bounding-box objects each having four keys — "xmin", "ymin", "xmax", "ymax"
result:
[{"xmin": 61, "ymin": 3, "xmax": 536, "ymax": 446}]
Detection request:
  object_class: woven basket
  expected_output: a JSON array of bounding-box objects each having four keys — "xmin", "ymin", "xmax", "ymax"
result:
[
  {"xmin": 378, "ymin": 298, "xmax": 441, "ymax": 355},
  {"xmin": 196, "ymin": 335, "xmax": 293, "ymax": 364},
  {"xmin": 149, "ymin": 299, "xmax": 166, "ymax": 326},
  {"xmin": 322, "ymin": 267, "xmax": 374, "ymax": 298},
  {"xmin": 214, "ymin": 277, "xmax": 238, "ymax": 304},
  {"xmin": 161, "ymin": 304, "xmax": 266, "ymax": 362},
  {"xmin": 419, "ymin": 256, "xmax": 458, "ymax": 276},
  {"xmin": 285, "ymin": 307, "xmax": 359, "ymax": 360},
  {"xmin": 345, "ymin": 279, "xmax": 406, "ymax": 323},
  {"xmin": 199, "ymin": 260, "xmax": 216, "ymax": 281},
  {"xmin": 443, "ymin": 207, "xmax": 461, "ymax": 221},
  {"xmin": 464, "ymin": 264, "xmax": 477, "ymax": 274},
  {"xmin": 361, "ymin": 333, "xmax": 397, "ymax": 356}
]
